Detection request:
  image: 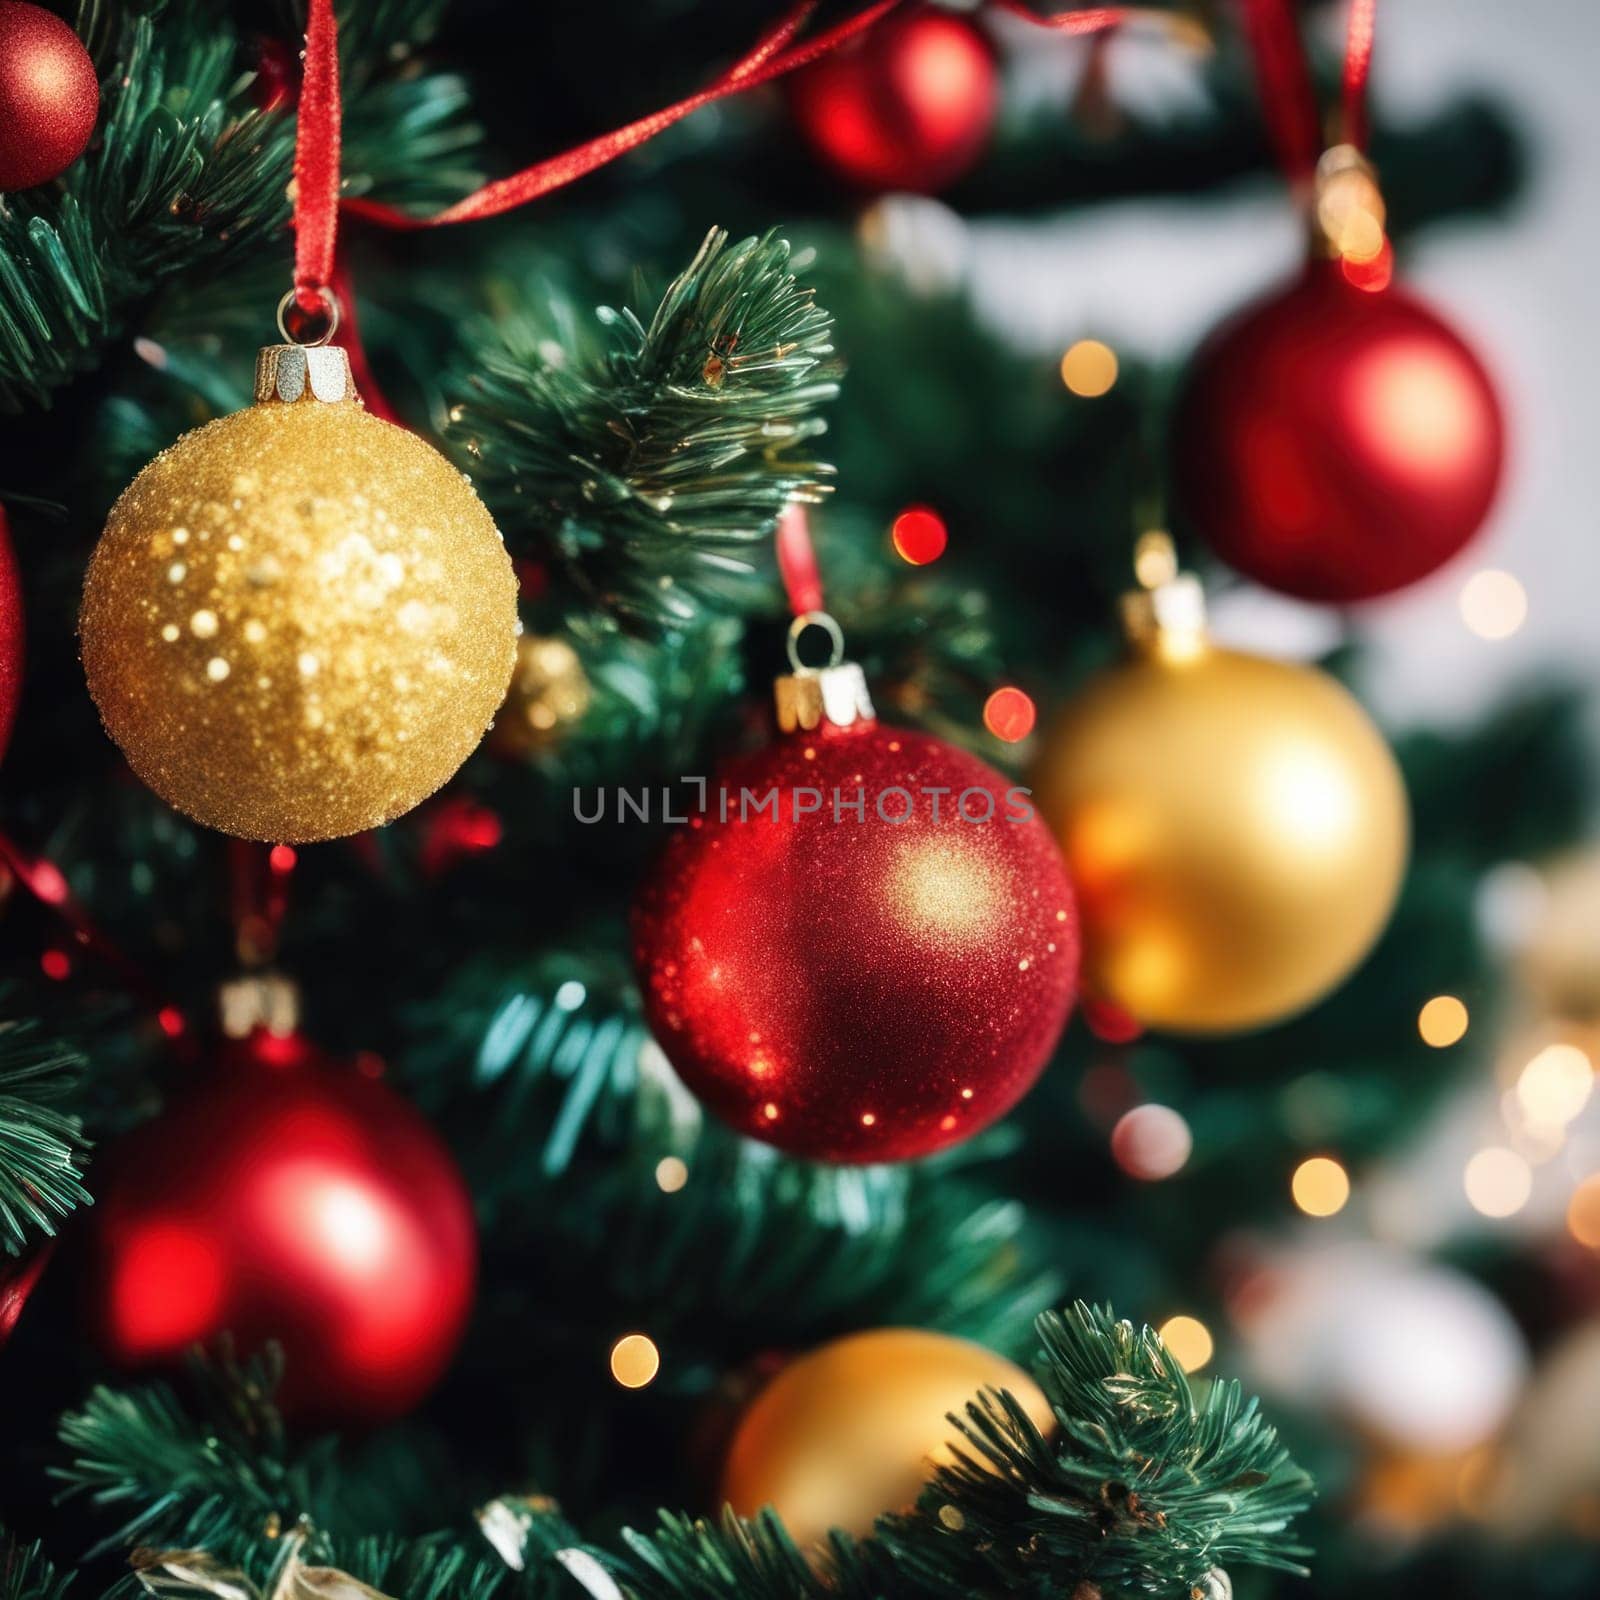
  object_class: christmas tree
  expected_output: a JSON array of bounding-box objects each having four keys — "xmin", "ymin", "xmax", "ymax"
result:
[{"xmin": 1, "ymin": 2, "xmax": 1595, "ymax": 1598}]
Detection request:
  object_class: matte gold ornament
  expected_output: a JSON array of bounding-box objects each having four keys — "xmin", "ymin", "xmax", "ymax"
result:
[
  {"xmin": 1033, "ymin": 566, "xmax": 1407, "ymax": 1033},
  {"xmin": 489, "ymin": 634, "xmax": 591, "ymax": 757},
  {"xmin": 719, "ymin": 1327, "xmax": 1054, "ymax": 1549},
  {"xmin": 81, "ymin": 343, "xmax": 519, "ymax": 842}
]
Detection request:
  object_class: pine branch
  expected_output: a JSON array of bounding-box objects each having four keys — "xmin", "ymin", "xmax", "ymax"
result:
[
  {"xmin": 0, "ymin": 0, "xmax": 484, "ymax": 413},
  {"xmin": 0, "ymin": 1020, "xmax": 90, "ymax": 1256},
  {"xmin": 0, "ymin": 10, "xmax": 291, "ymax": 410},
  {"xmin": 448, "ymin": 227, "xmax": 839, "ymax": 631},
  {"xmin": 0, "ymin": 1534, "xmax": 72, "ymax": 1600},
  {"xmin": 867, "ymin": 1303, "xmax": 1314, "ymax": 1598},
  {"xmin": 54, "ymin": 1350, "xmax": 316, "ymax": 1560}
]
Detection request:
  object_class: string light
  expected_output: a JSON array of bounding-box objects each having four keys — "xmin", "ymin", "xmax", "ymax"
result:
[
  {"xmin": 1463, "ymin": 1147, "xmax": 1532, "ymax": 1218},
  {"xmin": 890, "ymin": 506, "xmax": 948, "ymax": 566},
  {"xmin": 654, "ymin": 1157, "xmax": 689, "ymax": 1193},
  {"xmin": 1417, "ymin": 995, "xmax": 1469, "ymax": 1048},
  {"xmin": 983, "ymin": 686, "xmax": 1036, "ymax": 743},
  {"xmin": 1459, "ymin": 570, "xmax": 1527, "ymax": 641},
  {"xmin": 1157, "ymin": 1314, "xmax": 1213, "ymax": 1373},
  {"xmin": 1060, "ymin": 339, "xmax": 1118, "ymax": 398},
  {"xmin": 609, "ymin": 1333, "xmax": 660, "ymax": 1388},
  {"xmin": 1133, "ymin": 530, "xmax": 1178, "ymax": 590},
  {"xmin": 1110, "ymin": 1104, "xmax": 1192, "ymax": 1181},
  {"xmin": 1291, "ymin": 1156, "xmax": 1351, "ymax": 1217},
  {"xmin": 1567, "ymin": 1174, "xmax": 1600, "ymax": 1249}
]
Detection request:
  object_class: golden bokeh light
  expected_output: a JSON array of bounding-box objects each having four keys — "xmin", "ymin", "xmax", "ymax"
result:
[
  {"xmin": 1514, "ymin": 1042, "xmax": 1594, "ymax": 1128},
  {"xmin": 1459, "ymin": 570, "xmax": 1528, "ymax": 641},
  {"xmin": 1463, "ymin": 1147, "xmax": 1532, "ymax": 1218},
  {"xmin": 1567, "ymin": 1173, "xmax": 1600, "ymax": 1249},
  {"xmin": 609, "ymin": 1333, "xmax": 661, "ymax": 1389},
  {"xmin": 1418, "ymin": 995, "xmax": 1469, "ymax": 1048},
  {"xmin": 1133, "ymin": 529, "xmax": 1178, "ymax": 590},
  {"xmin": 654, "ymin": 1156, "xmax": 689, "ymax": 1193},
  {"xmin": 1291, "ymin": 1156, "xmax": 1351, "ymax": 1217},
  {"xmin": 1157, "ymin": 1314, "xmax": 1213, "ymax": 1373},
  {"xmin": 1060, "ymin": 339, "xmax": 1119, "ymax": 398}
]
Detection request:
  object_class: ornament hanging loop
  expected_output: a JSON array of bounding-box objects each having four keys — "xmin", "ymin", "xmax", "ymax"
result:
[
  {"xmin": 276, "ymin": 286, "xmax": 341, "ymax": 348},
  {"xmin": 786, "ymin": 610, "xmax": 846, "ymax": 673}
]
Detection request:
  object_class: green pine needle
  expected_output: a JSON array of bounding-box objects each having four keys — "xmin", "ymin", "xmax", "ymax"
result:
[
  {"xmin": 0, "ymin": 1022, "xmax": 90, "ymax": 1257},
  {"xmin": 448, "ymin": 227, "xmax": 840, "ymax": 630},
  {"xmin": 0, "ymin": 1534, "xmax": 72, "ymax": 1600}
]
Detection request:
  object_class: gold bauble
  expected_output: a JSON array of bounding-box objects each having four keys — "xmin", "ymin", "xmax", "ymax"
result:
[
  {"xmin": 1033, "ymin": 575, "xmax": 1408, "ymax": 1033},
  {"xmin": 1519, "ymin": 851, "xmax": 1600, "ymax": 1024},
  {"xmin": 489, "ymin": 634, "xmax": 591, "ymax": 757},
  {"xmin": 81, "ymin": 345, "xmax": 518, "ymax": 842},
  {"xmin": 719, "ymin": 1327, "xmax": 1054, "ymax": 1549}
]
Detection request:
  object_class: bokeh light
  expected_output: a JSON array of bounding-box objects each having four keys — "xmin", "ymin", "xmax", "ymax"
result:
[
  {"xmin": 654, "ymin": 1157, "xmax": 689, "ymax": 1193},
  {"xmin": 1515, "ymin": 1043, "xmax": 1593, "ymax": 1128},
  {"xmin": 1464, "ymin": 1147, "xmax": 1532, "ymax": 1218},
  {"xmin": 1567, "ymin": 1173, "xmax": 1600, "ymax": 1249},
  {"xmin": 1158, "ymin": 1314, "xmax": 1213, "ymax": 1373},
  {"xmin": 1460, "ymin": 570, "xmax": 1528, "ymax": 641},
  {"xmin": 983, "ymin": 686, "xmax": 1036, "ymax": 743},
  {"xmin": 1292, "ymin": 1156, "xmax": 1352, "ymax": 1218},
  {"xmin": 1060, "ymin": 339, "xmax": 1118, "ymax": 397},
  {"xmin": 1418, "ymin": 995, "xmax": 1469, "ymax": 1048},
  {"xmin": 891, "ymin": 506, "xmax": 948, "ymax": 566},
  {"xmin": 1111, "ymin": 1104, "xmax": 1192, "ymax": 1181},
  {"xmin": 609, "ymin": 1333, "xmax": 661, "ymax": 1388}
]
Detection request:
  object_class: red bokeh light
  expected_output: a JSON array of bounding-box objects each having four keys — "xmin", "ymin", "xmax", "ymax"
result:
[
  {"xmin": 983, "ymin": 686, "xmax": 1036, "ymax": 743},
  {"xmin": 40, "ymin": 949, "xmax": 70, "ymax": 980},
  {"xmin": 891, "ymin": 506, "xmax": 949, "ymax": 566}
]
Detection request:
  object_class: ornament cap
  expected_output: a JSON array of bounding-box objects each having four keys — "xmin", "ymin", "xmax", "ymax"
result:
[
  {"xmin": 1310, "ymin": 143, "xmax": 1386, "ymax": 262},
  {"xmin": 1120, "ymin": 572, "xmax": 1208, "ymax": 653},
  {"xmin": 219, "ymin": 971, "xmax": 301, "ymax": 1039},
  {"xmin": 774, "ymin": 611, "xmax": 875, "ymax": 732},
  {"xmin": 254, "ymin": 343, "xmax": 356, "ymax": 405}
]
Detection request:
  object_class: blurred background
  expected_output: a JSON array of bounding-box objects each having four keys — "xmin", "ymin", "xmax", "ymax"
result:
[{"xmin": 1, "ymin": 1, "xmax": 1599, "ymax": 1596}]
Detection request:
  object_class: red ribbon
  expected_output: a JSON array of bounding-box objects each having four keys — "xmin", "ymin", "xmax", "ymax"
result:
[
  {"xmin": 1342, "ymin": 0, "xmax": 1377, "ymax": 150},
  {"xmin": 290, "ymin": 2, "xmax": 1147, "ymax": 296},
  {"xmin": 1239, "ymin": 0, "xmax": 1321, "ymax": 181},
  {"xmin": 1241, "ymin": 0, "xmax": 1381, "ymax": 184},
  {"xmin": 776, "ymin": 503, "xmax": 825, "ymax": 616},
  {"xmin": 292, "ymin": 0, "xmax": 342, "ymax": 315}
]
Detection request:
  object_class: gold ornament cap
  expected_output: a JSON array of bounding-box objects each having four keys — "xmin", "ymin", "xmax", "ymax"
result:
[
  {"xmin": 253, "ymin": 343, "xmax": 356, "ymax": 405},
  {"xmin": 218, "ymin": 971, "xmax": 301, "ymax": 1039},
  {"xmin": 774, "ymin": 610, "xmax": 875, "ymax": 733},
  {"xmin": 1119, "ymin": 572, "xmax": 1208, "ymax": 649}
]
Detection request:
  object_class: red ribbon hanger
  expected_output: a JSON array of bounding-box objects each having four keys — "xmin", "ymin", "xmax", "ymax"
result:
[
  {"xmin": 1240, "ymin": 0, "xmax": 1380, "ymax": 184},
  {"xmin": 288, "ymin": 1, "xmax": 1161, "ymax": 316}
]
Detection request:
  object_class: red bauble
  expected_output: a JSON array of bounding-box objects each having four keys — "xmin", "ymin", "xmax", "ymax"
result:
[
  {"xmin": 632, "ymin": 719, "xmax": 1078, "ymax": 1163},
  {"xmin": 1172, "ymin": 260, "xmax": 1505, "ymax": 602},
  {"xmin": 88, "ymin": 1036, "xmax": 476, "ymax": 1424},
  {"xmin": 788, "ymin": 5, "xmax": 998, "ymax": 194},
  {"xmin": 0, "ymin": 1, "xmax": 99, "ymax": 192},
  {"xmin": 0, "ymin": 505, "xmax": 22, "ymax": 761}
]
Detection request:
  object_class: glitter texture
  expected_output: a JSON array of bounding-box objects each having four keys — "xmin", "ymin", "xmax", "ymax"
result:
[
  {"xmin": 632, "ymin": 719, "xmax": 1079, "ymax": 1163},
  {"xmin": 81, "ymin": 393, "xmax": 519, "ymax": 842}
]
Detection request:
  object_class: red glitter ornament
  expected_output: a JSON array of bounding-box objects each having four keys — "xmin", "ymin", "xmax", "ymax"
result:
[
  {"xmin": 0, "ymin": 505, "xmax": 22, "ymax": 763},
  {"xmin": 88, "ymin": 1030, "xmax": 476, "ymax": 1424},
  {"xmin": 788, "ymin": 5, "xmax": 998, "ymax": 195},
  {"xmin": 633, "ymin": 629, "xmax": 1078, "ymax": 1164},
  {"xmin": 1173, "ymin": 259, "xmax": 1504, "ymax": 603},
  {"xmin": 0, "ymin": 1, "xmax": 99, "ymax": 192}
]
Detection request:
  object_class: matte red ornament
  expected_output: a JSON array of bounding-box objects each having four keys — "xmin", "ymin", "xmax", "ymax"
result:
[
  {"xmin": 788, "ymin": 5, "xmax": 998, "ymax": 194},
  {"xmin": 0, "ymin": 0, "xmax": 98, "ymax": 192},
  {"xmin": 0, "ymin": 505, "xmax": 22, "ymax": 762},
  {"xmin": 633, "ymin": 714, "xmax": 1078, "ymax": 1164},
  {"xmin": 88, "ymin": 1034, "xmax": 476, "ymax": 1424},
  {"xmin": 1172, "ymin": 259, "xmax": 1505, "ymax": 603}
]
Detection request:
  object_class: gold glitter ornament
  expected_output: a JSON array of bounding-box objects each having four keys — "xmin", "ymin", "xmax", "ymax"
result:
[
  {"xmin": 80, "ymin": 344, "xmax": 519, "ymax": 842},
  {"xmin": 489, "ymin": 634, "xmax": 591, "ymax": 758}
]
